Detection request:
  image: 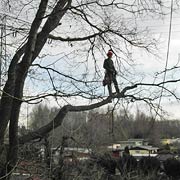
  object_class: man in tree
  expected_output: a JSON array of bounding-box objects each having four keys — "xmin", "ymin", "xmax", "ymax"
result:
[{"xmin": 103, "ymin": 50, "xmax": 120, "ymax": 96}]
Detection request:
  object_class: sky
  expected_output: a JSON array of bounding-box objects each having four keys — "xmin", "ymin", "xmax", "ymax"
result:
[
  {"xmin": 1, "ymin": 0, "xmax": 180, "ymax": 126},
  {"xmin": 132, "ymin": 3, "xmax": 180, "ymax": 119},
  {"xmin": 26, "ymin": 1, "xmax": 180, "ymax": 121}
]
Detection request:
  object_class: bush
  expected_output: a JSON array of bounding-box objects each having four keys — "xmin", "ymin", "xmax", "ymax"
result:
[
  {"xmin": 117, "ymin": 155, "xmax": 137, "ymax": 175},
  {"xmin": 164, "ymin": 158, "xmax": 180, "ymax": 178},
  {"xmin": 139, "ymin": 156, "xmax": 160, "ymax": 175},
  {"xmin": 97, "ymin": 153, "xmax": 117, "ymax": 175}
]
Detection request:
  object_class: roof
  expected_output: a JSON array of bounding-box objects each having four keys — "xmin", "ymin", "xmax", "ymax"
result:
[
  {"xmin": 128, "ymin": 139, "xmax": 146, "ymax": 142},
  {"xmin": 115, "ymin": 139, "xmax": 145, "ymax": 143},
  {"xmin": 130, "ymin": 146, "xmax": 159, "ymax": 151},
  {"xmin": 133, "ymin": 154, "xmax": 157, "ymax": 157}
]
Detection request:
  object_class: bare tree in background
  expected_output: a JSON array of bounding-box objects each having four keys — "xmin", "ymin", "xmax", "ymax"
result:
[{"xmin": 0, "ymin": 0, "xmax": 180, "ymax": 178}]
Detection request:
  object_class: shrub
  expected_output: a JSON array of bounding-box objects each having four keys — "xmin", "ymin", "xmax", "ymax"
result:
[
  {"xmin": 117, "ymin": 155, "xmax": 137, "ymax": 175},
  {"xmin": 163, "ymin": 158, "xmax": 180, "ymax": 178},
  {"xmin": 138, "ymin": 156, "xmax": 160, "ymax": 175}
]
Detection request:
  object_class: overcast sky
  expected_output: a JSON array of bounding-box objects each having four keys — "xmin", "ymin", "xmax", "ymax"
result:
[
  {"xmin": 133, "ymin": 3, "xmax": 180, "ymax": 119},
  {"xmin": 1, "ymin": 1, "xmax": 180, "ymax": 126}
]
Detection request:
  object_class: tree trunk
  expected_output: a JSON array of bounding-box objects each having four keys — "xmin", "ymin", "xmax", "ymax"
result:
[{"xmin": 0, "ymin": 0, "xmax": 72, "ymax": 178}]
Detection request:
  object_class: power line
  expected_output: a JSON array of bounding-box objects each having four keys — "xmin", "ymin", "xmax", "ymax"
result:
[
  {"xmin": 150, "ymin": 0, "xmax": 174, "ymax": 128},
  {"xmin": 158, "ymin": 0, "xmax": 174, "ymax": 109}
]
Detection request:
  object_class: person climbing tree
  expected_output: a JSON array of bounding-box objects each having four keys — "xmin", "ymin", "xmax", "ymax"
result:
[{"xmin": 103, "ymin": 50, "xmax": 120, "ymax": 96}]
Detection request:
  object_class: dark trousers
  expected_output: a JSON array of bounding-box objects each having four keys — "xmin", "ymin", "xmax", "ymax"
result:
[{"xmin": 106, "ymin": 73, "xmax": 119, "ymax": 96}]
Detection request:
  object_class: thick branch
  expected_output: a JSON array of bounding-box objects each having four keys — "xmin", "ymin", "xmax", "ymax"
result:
[
  {"xmin": 19, "ymin": 77, "xmax": 180, "ymax": 144},
  {"xmin": 32, "ymin": 0, "xmax": 72, "ymax": 60},
  {"xmin": 19, "ymin": 96, "xmax": 113, "ymax": 144},
  {"xmin": 48, "ymin": 30, "xmax": 108, "ymax": 42}
]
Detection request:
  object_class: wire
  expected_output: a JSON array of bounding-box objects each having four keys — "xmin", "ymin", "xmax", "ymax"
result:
[
  {"xmin": 156, "ymin": 0, "xmax": 173, "ymax": 116},
  {"xmin": 148, "ymin": 0, "xmax": 174, "ymax": 134}
]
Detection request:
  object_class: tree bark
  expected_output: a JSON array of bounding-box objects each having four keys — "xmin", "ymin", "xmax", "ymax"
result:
[
  {"xmin": 0, "ymin": 45, "xmax": 25, "ymax": 144},
  {"xmin": 0, "ymin": 0, "xmax": 72, "ymax": 178},
  {"xmin": 5, "ymin": 1, "xmax": 73, "ymax": 179},
  {"xmin": 6, "ymin": 0, "xmax": 49, "ymax": 177}
]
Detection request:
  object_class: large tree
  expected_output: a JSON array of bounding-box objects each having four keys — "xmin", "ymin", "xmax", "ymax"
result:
[{"xmin": 0, "ymin": 0, "xmax": 180, "ymax": 178}]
